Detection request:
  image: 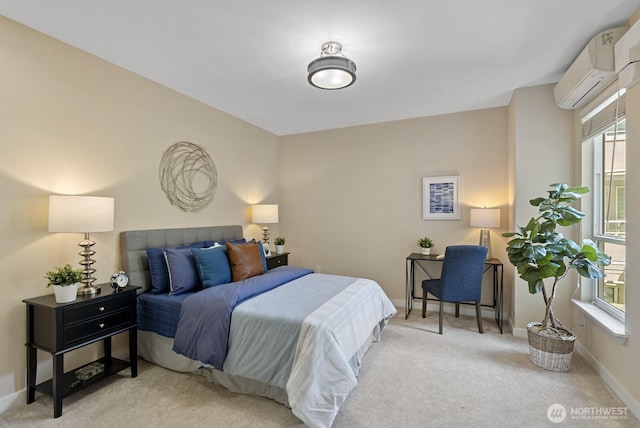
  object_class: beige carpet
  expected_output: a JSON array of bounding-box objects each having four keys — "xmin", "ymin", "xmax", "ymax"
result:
[{"xmin": 2, "ymin": 311, "xmax": 637, "ymax": 428}]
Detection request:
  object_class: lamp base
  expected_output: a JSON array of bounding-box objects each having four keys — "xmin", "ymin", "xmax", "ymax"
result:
[
  {"xmin": 77, "ymin": 232, "xmax": 101, "ymax": 295},
  {"xmin": 77, "ymin": 284, "xmax": 101, "ymax": 296},
  {"xmin": 262, "ymin": 226, "xmax": 270, "ymax": 244},
  {"xmin": 478, "ymin": 229, "xmax": 492, "ymax": 260}
]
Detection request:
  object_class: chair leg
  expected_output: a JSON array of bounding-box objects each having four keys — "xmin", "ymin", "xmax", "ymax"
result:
[
  {"xmin": 422, "ymin": 293, "xmax": 427, "ymax": 318},
  {"xmin": 455, "ymin": 302, "xmax": 460, "ymax": 317},
  {"xmin": 438, "ymin": 301, "xmax": 444, "ymax": 334},
  {"xmin": 476, "ymin": 301, "xmax": 484, "ymax": 334}
]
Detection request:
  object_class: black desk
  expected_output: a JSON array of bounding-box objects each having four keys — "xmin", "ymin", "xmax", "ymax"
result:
[{"xmin": 405, "ymin": 253, "xmax": 504, "ymax": 333}]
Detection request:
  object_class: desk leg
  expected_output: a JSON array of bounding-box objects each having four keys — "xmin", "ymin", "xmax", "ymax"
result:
[
  {"xmin": 129, "ymin": 327, "xmax": 137, "ymax": 378},
  {"xmin": 498, "ymin": 264, "xmax": 504, "ymax": 334},
  {"xmin": 493, "ymin": 265, "xmax": 499, "ymax": 328},
  {"xmin": 405, "ymin": 259, "xmax": 408, "ymax": 318},
  {"xmin": 492, "ymin": 264, "xmax": 504, "ymax": 334},
  {"xmin": 405, "ymin": 259, "xmax": 415, "ymax": 319},
  {"xmin": 52, "ymin": 353, "xmax": 63, "ymax": 418}
]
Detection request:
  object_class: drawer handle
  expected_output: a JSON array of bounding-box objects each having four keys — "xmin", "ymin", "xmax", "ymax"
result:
[
  {"xmin": 98, "ymin": 306, "xmax": 105, "ymax": 312},
  {"xmin": 98, "ymin": 323, "xmax": 105, "ymax": 329}
]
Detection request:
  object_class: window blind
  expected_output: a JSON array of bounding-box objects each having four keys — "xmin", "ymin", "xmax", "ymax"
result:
[{"xmin": 581, "ymin": 93, "xmax": 625, "ymax": 140}]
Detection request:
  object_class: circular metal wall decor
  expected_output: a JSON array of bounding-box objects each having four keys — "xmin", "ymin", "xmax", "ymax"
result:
[{"xmin": 159, "ymin": 141, "xmax": 217, "ymax": 212}]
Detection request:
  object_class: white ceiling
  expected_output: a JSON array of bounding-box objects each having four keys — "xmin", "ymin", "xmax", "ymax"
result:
[{"xmin": 1, "ymin": 1, "xmax": 639, "ymax": 136}]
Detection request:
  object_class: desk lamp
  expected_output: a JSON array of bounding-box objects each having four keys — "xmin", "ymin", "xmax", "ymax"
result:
[
  {"xmin": 48, "ymin": 195, "xmax": 114, "ymax": 295},
  {"xmin": 470, "ymin": 208, "xmax": 500, "ymax": 259},
  {"xmin": 251, "ymin": 204, "xmax": 279, "ymax": 246}
]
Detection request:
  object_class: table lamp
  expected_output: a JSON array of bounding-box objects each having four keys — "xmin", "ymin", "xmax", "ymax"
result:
[
  {"xmin": 470, "ymin": 207, "xmax": 500, "ymax": 259},
  {"xmin": 251, "ymin": 204, "xmax": 279, "ymax": 245},
  {"xmin": 48, "ymin": 195, "xmax": 115, "ymax": 295}
]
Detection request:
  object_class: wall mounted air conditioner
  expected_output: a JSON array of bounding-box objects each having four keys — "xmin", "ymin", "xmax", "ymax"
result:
[
  {"xmin": 615, "ymin": 19, "xmax": 640, "ymax": 89},
  {"xmin": 554, "ymin": 27, "xmax": 628, "ymax": 109}
]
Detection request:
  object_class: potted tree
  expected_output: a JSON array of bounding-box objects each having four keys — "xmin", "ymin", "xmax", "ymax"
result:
[
  {"xmin": 502, "ymin": 184, "xmax": 610, "ymax": 372},
  {"xmin": 274, "ymin": 237, "xmax": 286, "ymax": 255},
  {"xmin": 45, "ymin": 264, "xmax": 83, "ymax": 303},
  {"xmin": 417, "ymin": 237, "xmax": 434, "ymax": 255}
]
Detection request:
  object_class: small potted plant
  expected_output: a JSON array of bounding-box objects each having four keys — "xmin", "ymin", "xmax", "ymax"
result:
[
  {"xmin": 45, "ymin": 264, "xmax": 83, "ymax": 303},
  {"xmin": 417, "ymin": 237, "xmax": 434, "ymax": 255},
  {"xmin": 274, "ymin": 237, "xmax": 286, "ymax": 255}
]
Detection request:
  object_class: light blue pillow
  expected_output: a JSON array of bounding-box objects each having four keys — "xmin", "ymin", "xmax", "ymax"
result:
[
  {"xmin": 192, "ymin": 246, "xmax": 231, "ymax": 288},
  {"xmin": 164, "ymin": 247, "xmax": 201, "ymax": 295}
]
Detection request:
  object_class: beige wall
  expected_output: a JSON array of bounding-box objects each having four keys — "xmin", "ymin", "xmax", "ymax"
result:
[
  {"xmin": 0, "ymin": 17, "xmax": 280, "ymax": 403},
  {"xmin": 508, "ymin": 85, "xmax": 576, "ymax": 329},
  {"xmin": 279, "ymin": 109, "xmax": 509, "ymax": 303}
]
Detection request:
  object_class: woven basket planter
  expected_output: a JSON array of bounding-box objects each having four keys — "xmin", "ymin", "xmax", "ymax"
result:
[{"xmin": 526, "ymin": 321, "xmax": 576, "ymax": 372}]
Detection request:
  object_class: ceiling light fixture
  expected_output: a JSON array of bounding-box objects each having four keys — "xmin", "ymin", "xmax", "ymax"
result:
[{"xmin": 307, "ymin": 41, "xmax": 356, "ymax": 90}]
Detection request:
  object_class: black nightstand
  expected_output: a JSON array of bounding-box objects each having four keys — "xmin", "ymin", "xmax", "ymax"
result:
[
  {"xmin": 266, "ymin": 252, "xmax": 289, "ymax": 270},
  {"xmin": 23, "ymin": 285, "xmax": 139, "ymax": 418}
]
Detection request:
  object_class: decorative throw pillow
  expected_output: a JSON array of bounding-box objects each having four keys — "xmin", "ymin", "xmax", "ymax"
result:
[
  {"xmin": 164, "ymin": 247, "xmax": 201, "ymax": 295},
  {"xmin": 247, "ymin": 239, "xmax": 268, "ymax": 272},
  {"xmin": 192, "ymin": 245, "xmax": 231, "ymax": 288},
  {"xmin": 147, "ymin": 241, "xmax": 213, "ymax": 294},
  {"xmin": 226, "ymin": 241, "xmax": 265, "ymax": 282}
]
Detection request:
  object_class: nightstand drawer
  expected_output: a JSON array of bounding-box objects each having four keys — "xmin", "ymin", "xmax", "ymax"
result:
[
  {"xmin": 64, "ymin": 293, "xmax": 129, "ymax": 324},
  {"xmin": 266, "ymin": 253, "xmax": 289, "ymax": 270},
  {"xmin": 64, "ymin": 308, "xmax": 132, "ymax": 347}
]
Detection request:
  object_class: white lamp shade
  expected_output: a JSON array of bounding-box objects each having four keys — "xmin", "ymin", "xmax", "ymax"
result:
[
  {"xmin": 251, "ymin": 204, "xmax": 279, "ymax": 224},
  {"xmin": 48, "ymin": 195, "xmax": 115, "ymax": 232},
  {"xmin": 470, "ymin": 208, "xmax": 500, "ymax": 229}
]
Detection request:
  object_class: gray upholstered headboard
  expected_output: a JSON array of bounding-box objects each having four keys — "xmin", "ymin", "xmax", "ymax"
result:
[{"xmin": 120, "ymin": 225, "xmax": 244, "ymax": 293}]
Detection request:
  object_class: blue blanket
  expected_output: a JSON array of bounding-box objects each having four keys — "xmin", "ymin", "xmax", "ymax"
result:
[{"xmin": 172, "ymin": 266, "xmax": 313, "ymax": 369}]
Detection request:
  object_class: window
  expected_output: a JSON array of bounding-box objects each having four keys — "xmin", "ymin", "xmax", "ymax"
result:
[{"xmin": 582, "ymin": 92, "xmax": 626, "ymax": 318}]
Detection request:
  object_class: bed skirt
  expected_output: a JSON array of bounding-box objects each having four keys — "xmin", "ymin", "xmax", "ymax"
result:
[{"xmin": 137, "ymin": 321, "xmax": 384, "ymax": 409}]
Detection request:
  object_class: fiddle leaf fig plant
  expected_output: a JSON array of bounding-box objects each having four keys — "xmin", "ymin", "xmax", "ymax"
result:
[{"xmin": 502, "ymin": 184, "xmax": 610, "ymax": 331}]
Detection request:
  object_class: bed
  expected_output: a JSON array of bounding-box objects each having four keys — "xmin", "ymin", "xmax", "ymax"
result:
[{"xmin": 120, "ymin": 225, "xmax": 396, "ymax": 428}]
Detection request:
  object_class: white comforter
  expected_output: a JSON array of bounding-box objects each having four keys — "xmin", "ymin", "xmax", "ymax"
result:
[{"xmin": 286, "ymin": 278, "xmax": 396, "ymax": 427}]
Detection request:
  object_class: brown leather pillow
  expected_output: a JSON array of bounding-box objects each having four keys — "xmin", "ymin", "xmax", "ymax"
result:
[{"xmin": 226, "ymin": 241, "xmax": 264, "ymax": 282}]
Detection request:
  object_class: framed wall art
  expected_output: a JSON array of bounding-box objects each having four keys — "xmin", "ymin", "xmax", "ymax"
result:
[{"xmin": 422, "ymin": 175, "xmax": 460, "ymax": 220}]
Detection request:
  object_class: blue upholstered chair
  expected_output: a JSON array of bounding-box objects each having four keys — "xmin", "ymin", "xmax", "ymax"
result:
[{"xmin": 421, "ymin": 245, "xmax": 488, "ymax": 334}]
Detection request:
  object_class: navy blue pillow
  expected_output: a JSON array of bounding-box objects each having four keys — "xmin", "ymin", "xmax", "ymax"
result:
[
  {"xmin": 147, "ymin": 241, "xmax": 213, "ymax": 294},
  {"xmin": 165, "ymin": 247, "xmax": 201, "ymax": 295},
  {"xmin": 192, "ymin": 246, "xmax": 231, "ymax": 288}
]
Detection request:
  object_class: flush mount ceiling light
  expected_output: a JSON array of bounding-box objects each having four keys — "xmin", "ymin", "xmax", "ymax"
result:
[{"xmin": 307, "ymin": 41, "xmax": 357, "ymax": 90}]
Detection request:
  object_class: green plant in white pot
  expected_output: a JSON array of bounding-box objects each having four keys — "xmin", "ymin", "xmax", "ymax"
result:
[
  {"xmin": 45, "ymin": 264, "xmax": 83, "ymax": 303},
  {"xmin": 274, "ymin": 237, "xmax": 286, "ymax": 255},
  {"xmin": 502, "ymin": 184, "xmax": 610, "ymax": 372},
  {"xmin": 417, "ymin": 237, "xmax": 433, "ymax": 255}
]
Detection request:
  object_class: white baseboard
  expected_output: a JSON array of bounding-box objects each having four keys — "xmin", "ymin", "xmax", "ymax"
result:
[
  {"xmin": 509, "ymin": 326, "xmax": 639, "ymax": 420},
  {"xmin": 0, "ymin": 388, "xmax": 25, "ymax": 414},
  {"xmin": 574, "ymin": 340, "xmax": 640, "ymax": 420},
  {"xmin": 513, "ymin": 326, "xmax": 527, "ymax": 339}
]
